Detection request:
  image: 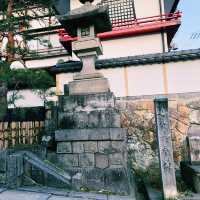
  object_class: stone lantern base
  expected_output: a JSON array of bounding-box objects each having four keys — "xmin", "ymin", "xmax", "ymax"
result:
[
  {"xmin": 54, "ymin": 91, "xmax": 134, "ymax": 195},
  {"xmin": 69, "ymin": 77, "xmax": 110, "ymax": 95}
]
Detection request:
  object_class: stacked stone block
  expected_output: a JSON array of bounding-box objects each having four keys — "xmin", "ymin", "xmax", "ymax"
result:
[
  {"xmin": 55, "ymin": 128, "xmax": 127, "ymax": 170},
  {"xmin": 55, "ymin": 92, "xmax": 130, "ymax": 194}
]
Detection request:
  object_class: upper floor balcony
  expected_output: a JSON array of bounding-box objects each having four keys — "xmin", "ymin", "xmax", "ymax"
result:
[{"xmin": 59, "ymin": 11, "xmax": 181, "ymax": 43}]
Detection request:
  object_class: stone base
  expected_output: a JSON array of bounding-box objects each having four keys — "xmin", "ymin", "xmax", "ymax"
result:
[
  {"xmin": 70, "ymin": 168, "xmax": 130, "ymax": 195},
  {"xmin": 181, "ymin": 161, "xmax": 200, "ymax": 193},
  {"xmin": 69, "ymin": 77, "xmax": 110, "ymax": 95},
  {"xmin": 73, "ymin": 72, "xmax": 103, "ymax": 80}
]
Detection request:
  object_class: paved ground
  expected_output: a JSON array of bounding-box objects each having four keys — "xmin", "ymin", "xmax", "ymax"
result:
[{"xmin": 0, "ymin": 187, "xmax": 134, "ymax": 200}]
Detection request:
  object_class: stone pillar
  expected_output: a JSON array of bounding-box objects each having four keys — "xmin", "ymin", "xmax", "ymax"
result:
[
  {"xmin": 154, "ymin": 98, "xmax": 177, "ymax": 199},
  {"xmin": 6, "ymin": 154, "xmax": 23, "ymax": 188},
  {"xmin": 187, "ymin": 125, "xmax": 200, "ymax": 164}
]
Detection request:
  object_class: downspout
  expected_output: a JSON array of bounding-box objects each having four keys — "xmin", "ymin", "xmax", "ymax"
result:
[
  {"xmin": 159, "ymin": 0, "xmax": 168, "ymax": 94},
  {"xmin": 159, "ymin": 0, "xmax": 166, "ymax": 53}
]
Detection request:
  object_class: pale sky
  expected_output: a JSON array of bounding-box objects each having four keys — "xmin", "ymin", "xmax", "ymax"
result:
[{"xmin": 173, "ymin": 0, "xmax": 200, "ymax": 50}]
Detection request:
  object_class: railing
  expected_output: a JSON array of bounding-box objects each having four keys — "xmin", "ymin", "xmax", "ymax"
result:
[
  {"xmin": 112, "ymin": 11, "xmax": 182, "ymax": 30},
  {"xmin": 0, "ymin": 107, "xmax": 45, "ymax": 149},
  {"xmin": 0, "ymin": 121, "xmax": 44, "ymax": 149},
  {"xmin": 26, "ymin": 46, "xmax": 68, "ymax": 58},
  {"xmin": 59, "ymin": 11, "xmax": 181, "ymax": 41}
]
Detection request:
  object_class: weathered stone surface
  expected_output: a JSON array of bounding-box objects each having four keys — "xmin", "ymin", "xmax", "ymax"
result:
[
  {"xmin": 58, "ymin": 112, "xmax": 75, "ymax": 129},
  {"xmin": 72, "ymin": 172, "xmax": 83, "ymax": 191},
  {"xmin": 79, "ymin": 153, "xmax": 95, "ymax": 167},
  {"xmin": 62, "ymin": 96, "xmax": 78, "ymax": 112},
  {"xmin": 181, "ymin": 161, "xmax": 200, "ymax": 193},
  {"xmin": 57, "ymin": 142, "xmax": 72, "ymax": 154},
  {"xmin": 98, "ymin": 141, "xmax": 111, "ymax": 153},
  {"xmin": 74, "ymin": 111, "xmax": 89, "ymax": 128},
  {"xmin": 110, "ymin": 128, "xmax": 127, "ymax": 141},
  {"xmin": 73, "ymin": 142, "xmax": 84, "ymax": 153},
  {"xmin": 58, "ymin": 154, "xmax": 79, "ymax": 167},
  {"xmin": 0, "ymin": 190, "xmax": 50, "ymax": 200},
  {"xmin": 111, "ymin": 141, "xmax": 125, "ymax": 153},
  {"xmin": 88, "ymin": 111, "xmax": 100, "ymax": 128},
  {"xmin": 108, "ymin": 195, "xmax": 133, "ymax": 200},
  {"xmin": 69, "ymin": 78, "xmax": 110, "ymax": 95},
  {"xmin": 55, "ymin": 129, "xmax": 89, "ymax": 141},
  {"xmin": 109, "ymin": 153, "xmax": 123, "ymax": 166},
  {"xmin": 6, "ymin": 154, "xmax": 23, "ymax": 187},
  {"xmin": 69, "ymin": 191, "xmax": 107, "ymax": 200},
  {"xmin": 55, "ymin": 128, "xmax": 127, "ymax": 142},
  {"xmin": 188, "ymin": 125, "xmax": 200, "ymax": 163},
  {"xmin": 61, "ymin": 92, "xmax": 115, "ymax": 111},
  {"xmin": 0, "ymin": 188, "xmax": 135, "ymax": 200},
  {"xmin": 95, "ymin": 153, "xmax": 109, "ymax": 169},
  {"xmin": 0, "ymin": 150, "xmax": 7, "ymax": 172},
  {"xmin": 154, "ymin": 98, "xmax": 177, "ymax": 199},
  {"xmin": 59, "ymin": 110, "xmax": 121, "ymax": 129},
  {"xmin": 84, "ymin": 141, "xmax": 98, "ymax": 153}
]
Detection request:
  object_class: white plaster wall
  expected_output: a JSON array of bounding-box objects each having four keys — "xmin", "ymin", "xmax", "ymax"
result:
[
  {"xmin": 56, "ymin": 73, "xmax": 74, "ymax": 94},
  {"xmin": 55, "ymin": 59, "xmax": 200, "ymax": 98},
  {"xmin": 24, "ymin": 55, "xmax": 70, "ymax": 69},
  {"xmin": 97, "ymin": 68, "xmax": 126, "ymax": 97},
  {"xmin": 71, "ymin": 0, "xmax": 161, "ymax": 18},
  {"xmin": 12, "ymin": 59, "xmax": 200, "ymax": 107},
  {"xmin": 8, "ymin": 88, "xmax": 57, "ymax": 108},
  {"xmin": 56, "ymin": 68, "xmax": 126, "ymax": 97},
  {"xmin": 134, "ymin": 0, "xmax": 160, "ymax": 18},
  {"xmin": 100, "ymin": 33, "xmax": 163, "ymax": 59},
  {"xmin": 127, "ymin": 64, "xmax": 164, "ymax": 96},
  {"xmin": 56, "ymin": 64, "xmax": 164, "ymax": 97},
  {"xmin": 168, "ymin": 60, "xmax": 200, "ymax": 94}
]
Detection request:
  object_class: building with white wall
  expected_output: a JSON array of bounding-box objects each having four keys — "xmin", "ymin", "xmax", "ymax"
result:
[{"xmin": 3, "ymin": 0, "xmax": 200, "ymax": 107}]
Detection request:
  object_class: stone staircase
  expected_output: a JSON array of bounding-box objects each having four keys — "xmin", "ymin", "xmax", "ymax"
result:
[{"xmin": 22, "ymin": 151, "xmax": 71, "ymax": 187}]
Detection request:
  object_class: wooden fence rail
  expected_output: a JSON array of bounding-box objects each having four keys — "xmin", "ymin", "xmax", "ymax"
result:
[{"xmin": 0, "ymin": 121, "xmax": 44, "ymax": 150}]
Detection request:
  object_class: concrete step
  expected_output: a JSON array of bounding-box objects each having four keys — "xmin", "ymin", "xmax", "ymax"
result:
[
  {"xmin": 22, "ymin": 151, "xmax": 71, "ymax": 187},
  {"xmin": 181, "ymin": 161, "xmax": 200, "ymax": 193},
  {"xmin": 0, "ymin": 186, "xmax": 136, "ymax": 200}
]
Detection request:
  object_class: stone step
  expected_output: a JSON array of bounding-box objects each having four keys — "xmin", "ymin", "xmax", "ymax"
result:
[
  {"xmin": 15, "ymin": 186, "xmax": 136, "ymax": 200},
  {"xmin": 22, "ymin": 151, "xmax": 71, "ymax": 187},
  {"xmin": 55, "ymin": 128, "xmax": 126, "ymax": 142},
  {"xmin": 181, "ymin": 161, "xmax": 200, "ymax": 193}
]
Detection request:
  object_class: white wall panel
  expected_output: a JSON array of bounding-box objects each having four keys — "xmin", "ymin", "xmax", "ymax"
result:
[
  {"xmin": 168, "ymin": 60, "xmax": 200, "ymax": 94},
  {"xmin": 127, "ymin": 64, "xmax": 164, "ymax": 96}
]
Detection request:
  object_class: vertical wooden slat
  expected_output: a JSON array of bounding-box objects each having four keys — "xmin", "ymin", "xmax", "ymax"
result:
[{"xmin": 0, "ymin": 119, "xmax": 44, "ymax": 149}]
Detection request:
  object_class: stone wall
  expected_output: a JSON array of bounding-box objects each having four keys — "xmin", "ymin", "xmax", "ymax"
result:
[
  {"xmin": 54, "ymin": 92, "xmax": 131, "ymax": 194},
  {"xmin": 116, "ymin": 92, "xmax": 200, "ymax": 170}
]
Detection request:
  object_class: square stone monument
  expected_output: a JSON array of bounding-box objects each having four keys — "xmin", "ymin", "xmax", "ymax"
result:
[{"xmin": 55, "ymin": 1, "xmax": 133, "ymax": 195}]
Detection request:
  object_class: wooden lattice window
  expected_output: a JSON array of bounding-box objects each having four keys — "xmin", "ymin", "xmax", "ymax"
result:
[{"xmin": 97, "ymin": 0, "xmax": 136, "ymax": 28}]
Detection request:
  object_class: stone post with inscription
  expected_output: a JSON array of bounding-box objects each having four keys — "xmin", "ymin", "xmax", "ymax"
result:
[{"xmin": 154, "ymin": 98, "xmax": 177, "ymax": 199}]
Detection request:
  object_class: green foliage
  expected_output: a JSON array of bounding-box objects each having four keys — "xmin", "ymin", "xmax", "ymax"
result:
[
  {"xmin": 0, "ymin": 62, "xmax": 54, "ymax": 90},
  {"xmin": 0, "ymin": 61, "xmax": 55, "ymax": 108},
  {"xmin": 0, "ymin": 0, "xmax": 56, "ymax": 61},
  {"xmin": 134, "ymin": 162, "xmax": 162, "ymax": 190}
]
